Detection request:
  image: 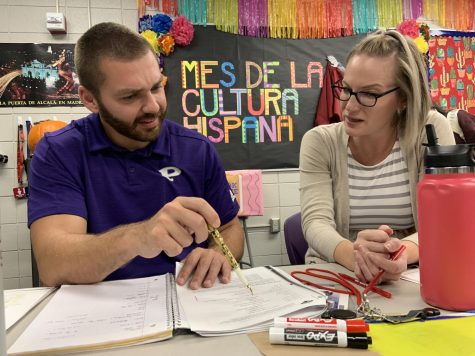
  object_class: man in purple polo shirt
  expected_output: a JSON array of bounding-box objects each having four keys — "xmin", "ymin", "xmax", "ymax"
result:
[{"xmin": 27, "ymin": 22, "xmax": 244, "ymax": 289}]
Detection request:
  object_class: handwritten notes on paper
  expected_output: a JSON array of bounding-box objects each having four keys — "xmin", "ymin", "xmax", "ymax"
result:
[
  {"xmin": 9, "ymin": 266, "xmax": 327, "ymax": 355},
  {"xmin": 8, "ymin": 276, "xmax": 173, "ymax": 355}
]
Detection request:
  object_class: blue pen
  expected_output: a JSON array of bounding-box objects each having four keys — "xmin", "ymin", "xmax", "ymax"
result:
[{"xmin": 427, "ymin": 310, "xmax": 475, "ymax": 321}]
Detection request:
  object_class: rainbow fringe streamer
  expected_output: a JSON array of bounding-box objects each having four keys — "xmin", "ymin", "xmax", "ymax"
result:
[
  {"xmin": 178, "ymin": 0, "xmax": 207, "ymax": 25},
  {"xmin": 138, "ymin": 0, "xmax": 475, "ymax": 39},
  {"xmin": 238, "ymin": 0, "xmax": 268, "ymax": 37},
  {"xmin": 377, "ymin": 0, "xmax": 403, "ymax": 29},
  {"xmin": 403, "ymin": 0, "xmax": 423, "ymax": 20},
  {"xmin": 352, "ymin": 0, "xmax": 378, "ymax": 34},
  {"xmin": 295, "ymin": 0, "xmax": 321, "ymax": 39},
  {"xmin": 207, "ymin": 0, "xmax": 215, "ymax": 24},
  {"xmin": 268, "ymin": 0, "xmax": 297, "ymax": 38},
  {"xmin": 162, "ymin": 0, "xmax": 178, "ymax": 17},
  {"xmin": 214, "ymin": 0, "xmax": 238, "ymax": 34},
  {"xmin": 423, "ymin": 0, "xmax": 441, "ymax": 22},
  {"xmin": 444, "ymin": 0, "xmax": 475, "ymax": 31}
]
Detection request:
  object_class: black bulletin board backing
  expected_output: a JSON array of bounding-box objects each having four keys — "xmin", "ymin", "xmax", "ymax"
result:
[{"xmin": 164, "ymin": 26, "xmax": 365, "ymax": 170}]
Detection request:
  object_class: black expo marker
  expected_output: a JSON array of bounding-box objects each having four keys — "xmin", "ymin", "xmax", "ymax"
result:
[{"xmin": 269, "ymin": 327, "xmax": 372, "ymax": 349}]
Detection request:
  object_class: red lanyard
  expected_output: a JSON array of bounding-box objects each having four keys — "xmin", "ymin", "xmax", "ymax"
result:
[
  {"xmin": 290, "ymin": 268, "xmax": 392, "ymax": 306},
  {"xmin": 17, "ymin": 123, "xmax": 25, "ymax": 186}
]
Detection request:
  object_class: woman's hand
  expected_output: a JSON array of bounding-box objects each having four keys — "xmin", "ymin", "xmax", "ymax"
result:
[{"xmin": 353, "ymin": 225, "xmax": 407, "ymax": 283}]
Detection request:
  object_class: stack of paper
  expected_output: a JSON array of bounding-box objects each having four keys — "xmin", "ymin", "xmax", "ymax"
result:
[
  {"xmin": 176, "ymin": 265, "xmax": 328, "ymax": 336},
  {"xmin": 4, "ymin": 287, "xmax": 55, "ymax": 330}
]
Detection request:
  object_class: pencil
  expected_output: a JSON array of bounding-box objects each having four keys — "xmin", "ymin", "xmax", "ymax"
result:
[{"xmin": 208, "ymin": 224, "xmax": 254, "ymax": 295}]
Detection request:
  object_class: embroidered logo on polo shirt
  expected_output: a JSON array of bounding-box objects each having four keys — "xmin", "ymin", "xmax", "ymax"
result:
[
  {"xmin": 229, "ymin": 189, "xmax": 236, "ymax": 202},
  {"xmin": 159, "ymin": 166, "xmax": 182, "ymax": 181}
]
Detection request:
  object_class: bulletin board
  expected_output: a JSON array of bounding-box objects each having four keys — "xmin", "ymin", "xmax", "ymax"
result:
[
  {"xmin": 164, "ymin": 26, "xmax": 364, "ymax": 170},
  {"xmin": 428, "ymin": 31, "xmax": 475, "ymax": 114}
]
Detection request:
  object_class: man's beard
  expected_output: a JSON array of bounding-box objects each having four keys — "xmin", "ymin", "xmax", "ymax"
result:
[{"xmin": 97, "ymin": 98, "xmax": 166, "ymax": 143}]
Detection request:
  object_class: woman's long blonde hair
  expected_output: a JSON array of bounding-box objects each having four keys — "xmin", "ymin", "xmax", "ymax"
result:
[{"xmin": 346, "ymin": 30, "xmax": 430, "ymax": 148}]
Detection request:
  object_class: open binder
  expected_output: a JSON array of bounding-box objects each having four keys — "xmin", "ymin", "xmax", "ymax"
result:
[{"xmin": 9, "ymin": 266, "xmax": 327, "ymax": 355}]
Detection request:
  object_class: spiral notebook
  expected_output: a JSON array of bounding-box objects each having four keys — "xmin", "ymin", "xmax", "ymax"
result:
[
  {"xmin": 8, "ymin": 266, "xmax": 326, "ymax": 355},
  {"xmin": 8, "ymin": 274, "xmax": 187, "ymax": 355}
]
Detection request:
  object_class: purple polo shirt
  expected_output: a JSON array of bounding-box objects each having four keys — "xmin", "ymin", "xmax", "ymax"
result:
[{"xmin": 28, "ymin": 113, "xmax": 239, "ymax": 280}]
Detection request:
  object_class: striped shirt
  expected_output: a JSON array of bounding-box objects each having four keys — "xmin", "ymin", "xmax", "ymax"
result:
[{"xmin": 348, "ymin": 140, "xmax": 415, "ymax": 230}]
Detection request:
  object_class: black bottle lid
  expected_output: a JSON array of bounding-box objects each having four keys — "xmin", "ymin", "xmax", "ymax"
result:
[
  {"xmin": 424, "ymin": 124, "xmax": 475, "ymax": 168},
  {"xmin": 425, "ymin": 144, "xmax": 475, "ymax": 167}
]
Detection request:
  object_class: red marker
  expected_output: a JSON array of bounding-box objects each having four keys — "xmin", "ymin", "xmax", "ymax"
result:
[{"xmin": 273, "ymin": 317, "xmax": 369, "ymax": 333}]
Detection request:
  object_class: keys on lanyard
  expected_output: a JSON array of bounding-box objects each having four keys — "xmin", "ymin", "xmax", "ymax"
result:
[{"xmin": 358, "ymin": 301, "xmax": 440, "ymax": 324}]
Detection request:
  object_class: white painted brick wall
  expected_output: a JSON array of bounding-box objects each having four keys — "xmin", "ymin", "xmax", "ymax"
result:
[{"xmin": 0, "ymin": 1, "xmax": 301, "ymax": 289}]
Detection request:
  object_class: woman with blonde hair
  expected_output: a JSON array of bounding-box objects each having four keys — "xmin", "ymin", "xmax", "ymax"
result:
[{"xmin": 300, "ymin": 30, "xmax": 454, "ymax": 283}]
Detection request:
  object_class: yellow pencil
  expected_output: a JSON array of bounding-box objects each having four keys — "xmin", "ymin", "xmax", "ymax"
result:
[{"xmin": 208, "ymin": 224, "xmax": 253, "ymax": 295}]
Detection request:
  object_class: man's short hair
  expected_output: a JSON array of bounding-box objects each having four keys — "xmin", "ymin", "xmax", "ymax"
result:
[{"xmin": 74, "ymin": 22, "xmax": 155, "ymax": 96}]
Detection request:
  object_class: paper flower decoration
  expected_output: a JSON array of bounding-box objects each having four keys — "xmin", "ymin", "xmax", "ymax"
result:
[
  {"xmin": 137, "ymin": 14, "xmax": 194, "ymax": 58},
  {"xmin": 414, "ymin": 36, "xmax": 429, "ymax": 54},
  {"xmin": 396, "ymin": 19, "xmax": 430, "ymax": 54},
  {"xmin": 139, "ymin": 14, "xmax": 153, "ymax": 33},
  {"xmin": 396, "ymin": 19, "xmax": 420, "ymax": 38},
  {"xmin": 419, "ymin": 23, "xmax": 430, "ymax": 41},
  {"xmin": 141, "ymin": 29, "xmax": 159, "ymax": 53},
  {"xmin": 170, "ymin": 16, "xmax": 194, "ymax": 46},
  {"xmin": 152, "ymin": 13, "xmax": 173, "ymax": 34},
  {"xmin": 158, "ymin": 34, "xmax": 175, "ymax": 56}
]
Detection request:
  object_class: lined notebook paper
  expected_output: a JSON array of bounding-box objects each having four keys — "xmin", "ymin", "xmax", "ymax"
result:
[{"xmin": 9, "ymin": 266, "xmax": 327, "ymax": 355}]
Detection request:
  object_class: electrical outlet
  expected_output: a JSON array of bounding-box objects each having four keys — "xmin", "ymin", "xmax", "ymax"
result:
[{"xmin": 270, "ymin": 218, "xmax": 280, "ymax": 233}]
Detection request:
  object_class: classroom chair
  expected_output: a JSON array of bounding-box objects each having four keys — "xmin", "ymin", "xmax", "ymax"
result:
[{"xmin": 283, "ymin": 212, "xmax": 308, "ymax": 265}]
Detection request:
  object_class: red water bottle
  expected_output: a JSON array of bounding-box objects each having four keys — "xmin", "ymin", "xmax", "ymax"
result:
[{"xmin": 417, "ymin": 124, "xmax": 475, "ymax": 311}]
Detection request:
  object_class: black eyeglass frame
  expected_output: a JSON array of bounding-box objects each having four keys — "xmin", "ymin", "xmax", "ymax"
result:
[{"xmin": 331, "ymin": 85, "xmax": 400, "ymax": 107}]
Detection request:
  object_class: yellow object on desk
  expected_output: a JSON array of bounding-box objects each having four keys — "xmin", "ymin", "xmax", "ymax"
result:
[
  {"xmin": 369, "ymin": 316, "xmax": 475, "ymax": 355},
  {"xmin": 208, "ymin": 224, "xmax": 254, "ymax": 295}
]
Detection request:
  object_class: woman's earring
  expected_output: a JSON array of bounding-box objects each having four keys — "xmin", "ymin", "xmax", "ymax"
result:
[{"xmin": 397, "ymin": 107, "xmax": 406, "ymax": 116}]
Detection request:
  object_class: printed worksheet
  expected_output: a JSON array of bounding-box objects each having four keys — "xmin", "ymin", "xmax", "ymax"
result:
[{"xmin": 176, "ymin": 265, "xmax": 327, "ymax": 336}]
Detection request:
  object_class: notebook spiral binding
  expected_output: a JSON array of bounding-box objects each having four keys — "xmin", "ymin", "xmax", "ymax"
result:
[
  {"xmin": 168, "ymin": 274, "xmax": 182, "ymax": 328},
  {"xmin": 166, "ymin": 274, "xmax": 173, "ymax": 329}
]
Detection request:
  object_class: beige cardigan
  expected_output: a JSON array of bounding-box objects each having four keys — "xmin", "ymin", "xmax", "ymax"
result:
[{"xmin": 299, "ymin": 111, "xmax": 456, "ymax": 263}]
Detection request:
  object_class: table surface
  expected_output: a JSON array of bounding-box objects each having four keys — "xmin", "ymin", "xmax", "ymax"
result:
[{"xmin": 6, "ymin": 263, "xmax": 431, "ymax": 356}]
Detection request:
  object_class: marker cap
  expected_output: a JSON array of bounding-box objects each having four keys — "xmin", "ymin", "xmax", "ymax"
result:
[
  {"xmin": 347, "ymin": 333, "xmax": 373, "ymax": 349},
  {"xmin": 347, "ymin": 320, "xmax": 370, "ymax": 332}
]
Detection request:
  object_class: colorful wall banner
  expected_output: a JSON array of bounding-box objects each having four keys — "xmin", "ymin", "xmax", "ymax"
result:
[
  {"xmin": 428, "ymin": 33, "xmax": 475, "ymax": 114},
  {"xmin": 0, "ymin": 43, "xmax": 81, "ymax": 107},
  {"xmin": 165, "ymin": 26, "xmax": 364, "ymax": 169},
  {"xmin": 1, "ymin": 29, "xmax": 362, "ymax": 170}
]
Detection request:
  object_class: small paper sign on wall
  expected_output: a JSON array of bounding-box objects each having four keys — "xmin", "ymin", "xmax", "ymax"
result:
[{"xmin": 226, "ymin": 170, "xmax": 264, "ymax": 217}]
